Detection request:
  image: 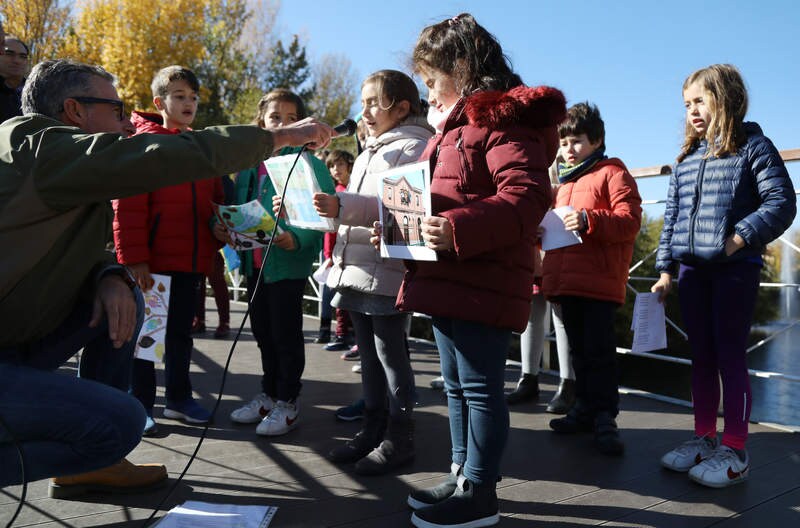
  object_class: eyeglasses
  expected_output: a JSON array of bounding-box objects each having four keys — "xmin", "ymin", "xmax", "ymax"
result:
[
  {"xmin": 71, "ymin": 96, "xmax": 126, "ymax": 121},
  {"xmin": 2, "ymin": 49, "xmax": 29, "ymax": 61}
]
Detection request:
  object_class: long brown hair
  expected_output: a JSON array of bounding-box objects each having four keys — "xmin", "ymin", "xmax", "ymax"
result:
[
  {"xmin": 678, "ymin": 64, "xmax": 748, "ymax": 162},
  {"xmin": 412, "ymin": 13, "xmax": 522, "ymax": 95}
]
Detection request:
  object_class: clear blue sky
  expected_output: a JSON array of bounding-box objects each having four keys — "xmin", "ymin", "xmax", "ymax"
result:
[{"xmin": 278, "ymin": 0, "xmax": 800, "ymax": 218}]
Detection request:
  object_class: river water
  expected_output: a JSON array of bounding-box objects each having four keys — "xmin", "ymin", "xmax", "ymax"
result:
[{"xmin": 748, "ymin": 324, "xmax": 800, "ymax": 427}]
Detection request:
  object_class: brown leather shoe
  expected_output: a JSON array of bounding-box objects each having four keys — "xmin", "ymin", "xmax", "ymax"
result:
[{"xmin": 49, "ymin": 459, "xmax": 168, "ymax": 499}]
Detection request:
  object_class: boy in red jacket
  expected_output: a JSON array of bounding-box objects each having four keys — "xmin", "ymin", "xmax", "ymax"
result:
[
  {"xmin": 541, "ymin": 103, "xmax": 642, "ymax": 455},
  {"xmin": 113, "ymin": 66, "xmax": 226, "ymax": 434}
]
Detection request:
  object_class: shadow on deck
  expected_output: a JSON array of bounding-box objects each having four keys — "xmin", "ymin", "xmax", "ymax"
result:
[{"xmin": 2, "ymin": 302, "xmax": 798, "ymax": 527}]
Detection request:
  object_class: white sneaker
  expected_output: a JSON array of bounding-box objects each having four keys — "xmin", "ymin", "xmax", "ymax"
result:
[
  {"xmin": 430, "ymin": 376, "xmax": 445, "ymax": 390},
  {"xmin": 688, "ymin": 445, "xmax": 750, "ymax": 488},
  {"xmin": 256, "ymin": 399, "xmax": 299, "ymax": 436},
  {"xmin": 351, "ymin": 362, "xmax": 361, "ymax": 373},
  {"xmin": 230, "ymin": 393, "xmax": 274, "ymax": 424},
  {"xmin": 661, "ymin": 435, "xmax": 717, "ymax": 472}
]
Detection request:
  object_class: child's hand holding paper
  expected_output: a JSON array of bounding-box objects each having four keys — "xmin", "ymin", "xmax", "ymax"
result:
[{"xmin": 540, "ymin": 205, "xmax": 583, "ymax": 251}]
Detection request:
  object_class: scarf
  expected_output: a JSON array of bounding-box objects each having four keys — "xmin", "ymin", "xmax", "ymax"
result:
[
  {"xmin": 427, "ymin": 101, "xmax": 458, "ymax": 134},
  {"xmin": 558, "ymin": 147, "xmax": 607, "ymax": 184}
]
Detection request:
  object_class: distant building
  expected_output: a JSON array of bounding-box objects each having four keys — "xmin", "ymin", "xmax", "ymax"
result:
[{"xmin": 382, "ymin": 175, "xmax": 425, "ymax": 246}]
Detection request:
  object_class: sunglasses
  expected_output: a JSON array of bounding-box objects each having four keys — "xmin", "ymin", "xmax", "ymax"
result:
[{"xmin": 71, "ymin": 96, "xmax": 126, "ymax": 121}]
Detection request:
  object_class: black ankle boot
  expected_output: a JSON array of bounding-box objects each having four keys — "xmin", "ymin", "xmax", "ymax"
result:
[
  {"xmin": 506, "ymin": 373, "xmax": 539, "ymax": 405},
  {"xmin": 328, "ymin": 408, "xmax": 386, "ymax": 463},
  {"xmin": 407, "ymin": 463, "xmax": 461, "ymax": 510},
  {"xmin": 411, "ymin": 475, "xmax": 499, "ymax": 528},
  {"xmin": 546, "ymin": 378, "xmax": 576, "ymax": 414},
  {"xmin": 355, "ymin": 415, "xmax": 414, "ymax": 475},
  {"xmin": 594, "ymin": 411, "xmax": 624, "ymax": 456}
]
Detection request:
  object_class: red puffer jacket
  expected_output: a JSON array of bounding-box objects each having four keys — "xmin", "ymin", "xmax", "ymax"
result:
[
  {"xmin": 112, "ymin": 112, "xmax": 223, "ymax": 275},
  {"xmin": 542, "ymin": 158, "xmax": 642, "ymax": 305},
  {"xmin": 396, "ymin": 86, "xmax": 565, "ymax": 332}
]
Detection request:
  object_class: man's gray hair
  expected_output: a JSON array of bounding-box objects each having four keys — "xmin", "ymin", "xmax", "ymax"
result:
[{"xmin": 21, "ymin": 59, "xmax": 116, "ymax": 119}]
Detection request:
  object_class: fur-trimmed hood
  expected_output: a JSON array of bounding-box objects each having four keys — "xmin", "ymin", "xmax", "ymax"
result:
[{"xmin": 464, "ymin": 85, "xmax": 566, "ymax": 130}]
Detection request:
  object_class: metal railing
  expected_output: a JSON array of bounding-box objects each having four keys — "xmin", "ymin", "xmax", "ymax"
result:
[{"xmin": 217, "ymin": 148, "xmax": 800, "ymax": 420}]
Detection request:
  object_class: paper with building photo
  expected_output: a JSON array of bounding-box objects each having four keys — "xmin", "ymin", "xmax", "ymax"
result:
[
  {"xmin": 540, "ymin": 205, "xmax": 583, "ymax": 251},
  {"xmin": 377, "ymin": 161, "xmax": 437, "ymax": 261},
  {"xmin": 264, "ymin": 153, "xmax": 335, "ymax": 232},
  {"xmin": 155, "ymin": 501, "xmax": 277, "ymax": 528},
  {"xmin": 134, "ymin": 274, "xmax": 170, "ymax": 363},
  {"xmin": 631, "ymin": 292, "xmax": 668, "ymax": 353},
  {"xmin": 214, "ymin": 200, "xmax": 279, "ymax": 250}
]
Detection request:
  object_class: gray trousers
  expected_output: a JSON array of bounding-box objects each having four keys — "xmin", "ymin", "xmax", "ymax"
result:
[{"xmin": 350, "ymin": 311, "xmax": 415, "ymax": 417}]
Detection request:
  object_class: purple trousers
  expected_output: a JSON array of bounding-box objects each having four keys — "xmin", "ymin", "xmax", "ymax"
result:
[{"xmin": 678, "ymin": 260, "xmax": 760, "ymax": 450}]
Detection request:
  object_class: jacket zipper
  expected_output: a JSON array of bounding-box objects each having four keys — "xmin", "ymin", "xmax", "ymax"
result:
[
  {"xmin": 688, "ymin": 158, "xmax": 707, "ymax": 255},
  {"xmin": 454, "ymin": 132, "xmax": 468, "ymax": 192},
  {"xmin": 191, "ymin": 182, "xmax": 198, "ymax": 272}
]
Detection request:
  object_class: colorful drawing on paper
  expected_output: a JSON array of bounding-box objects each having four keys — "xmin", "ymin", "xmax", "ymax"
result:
[
  {"xmin": 214, "ymin": 200, "xmax": 277, "ymax": 250},
  {"xmin": 377, "ymin": 161, "xmax": 437, "ymax": 261},
  {"xmin": 264, "ymin": 153, "xmax": 335, "ymax": 232},
  {"xmin": 135, "ymin": 274, "xmax": 170, "ymax": 362}
]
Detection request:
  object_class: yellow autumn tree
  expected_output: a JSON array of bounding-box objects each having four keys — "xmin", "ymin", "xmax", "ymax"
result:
[
  {"xmin": 62, "ymin": 0, "xmax": 207, "ymax": 112},
  {"xmin": 0, "ymin": 0, "xmax": 72, "ymax": 63}
]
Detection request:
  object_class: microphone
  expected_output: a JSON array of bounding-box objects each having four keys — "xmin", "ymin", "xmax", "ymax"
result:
[{"xmin": 333, "ymin": 118, "xmax": 358, "ymax": 137}]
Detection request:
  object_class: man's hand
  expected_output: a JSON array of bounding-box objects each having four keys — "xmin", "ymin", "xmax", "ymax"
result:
[
  {"xmin": 90, "ymin": 275, "xmax": 137, "ymax": 349},
  {"xmin": 562, "ymin": 210, "xmax": 586, "ymax": 232},
  {"xmin": 128, "ymin": 262, "xmax": 154, "ymax": 291},
  {"xmin": 725, "ymin": 233, "xmax": 746, "ymax": 256},
  {"xmin": 421, "ymin": 216, "xmax": 454, "ymax": 251},
  {"xmin": 273, "ymin": 232, "xmax": 296, "ymax": 251},
  {"xmin": 213, "ymin": 222, "xmax": 231, "ymax": 244},
  {"xmin": 312, "ymin": 192, "xmax": 340, "ymax": 218},
  {"xmin": 269, "ymin": 117, "xmax": 336, "ymax": 151},
  {"xmin": 651, "ymin": 272, "xmax": 673, "ymax": 303}
]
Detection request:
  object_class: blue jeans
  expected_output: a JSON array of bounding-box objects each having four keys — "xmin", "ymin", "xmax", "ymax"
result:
[
  {"xmin": 131, "ymin": 272, "xmax": 201, "ymax": 411},
  {"xmin": 0, "ymin": 290, "xmax": 146, "ymax": 486},
  {"xmin": 432, "ymin": 317, "xmax": 511, "ymax": 485}
]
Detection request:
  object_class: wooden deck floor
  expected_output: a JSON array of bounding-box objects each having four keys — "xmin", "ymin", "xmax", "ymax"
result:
[{"xmin": 2, "ymin": 301, "xmax": 799, "ymax": 528}]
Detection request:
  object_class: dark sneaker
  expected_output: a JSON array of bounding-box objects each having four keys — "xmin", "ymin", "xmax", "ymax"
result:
[
  {"xmin": 335, "ymin": 399, "xmax": 365, "ymax": 421},
  {"xmin": 164, "ymin": 398, "xmax": 212, "ymax": 424},
  {"xmin": 411, "ymin": 475, "xmax": 499, "ymax": 528},
  {"xmin": 549, "ymin": 408, "xmax": 593, "ymax": 434},
  {"xmin": 314, "ymin": 328, "xmax": 331, "ymax": 344},
  {"xmin": 213, "ymin": 323, "xmax": 230, "ymax": 339},
  {"xmin": 324, "ymin": 336, "xmax": 348, "ymax": 351},
  {"xmin": 594, "ymin": 411, "xmax": 624, "ymax": 456}
]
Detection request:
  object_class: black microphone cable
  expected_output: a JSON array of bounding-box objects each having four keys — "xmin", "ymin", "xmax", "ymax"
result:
[
  {"xmin": 0, "ymin": 413, "xmax": 27, "ymax": 528},
  {"xmin": 141, "ymin": 145, "xmax": 309, "ymax": 527}
]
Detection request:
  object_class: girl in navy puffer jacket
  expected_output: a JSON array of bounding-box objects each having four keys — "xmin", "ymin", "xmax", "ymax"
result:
[{"xmin": 653, "ymin": 64, "xmax": 795, "ymax": 489}]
